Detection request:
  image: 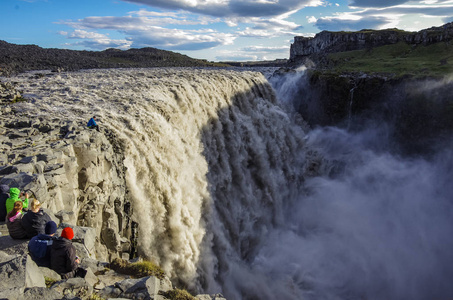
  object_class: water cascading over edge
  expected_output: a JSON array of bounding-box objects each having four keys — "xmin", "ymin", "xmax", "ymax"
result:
[
  {"xmin": 97, "ymin": 69, "xmax": 315, "ymax": 295},
  {"xmin": 7, "ymin": 68, "xmax": 315, "ymax": 295}
]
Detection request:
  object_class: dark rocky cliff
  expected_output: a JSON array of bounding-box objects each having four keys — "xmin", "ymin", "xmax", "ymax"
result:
[
  {"xmin": 275, "ymin": 70, "xmax": 453, "ymax": 155},
  {"xmin": 283, "ymin": 22, "xmax": 453, "ymax": 155},
  {"xmin": 290, "ymin": 22, "xmax": 453, "ymax": 61}
]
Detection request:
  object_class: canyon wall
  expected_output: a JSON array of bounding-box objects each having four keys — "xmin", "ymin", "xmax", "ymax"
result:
[{"xmin": 290, "ymin": 22, "xmax": 453, "ymax": 61}]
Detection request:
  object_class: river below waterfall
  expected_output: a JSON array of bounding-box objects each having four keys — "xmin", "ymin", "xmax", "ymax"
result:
[{"xmin": 5, "ymin": 68, "xmax": 453, "ymax": 300}]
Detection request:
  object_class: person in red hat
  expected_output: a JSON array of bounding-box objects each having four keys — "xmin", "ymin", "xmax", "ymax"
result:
[{"xmin": 50, "ymin": 227, "xmax": 86, "ymax": 279}]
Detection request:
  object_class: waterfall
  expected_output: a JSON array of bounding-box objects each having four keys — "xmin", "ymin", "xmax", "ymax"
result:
[
  {"xmin": 8, "ymin": 67, "xmax": 453, "ymax": 300},
  {"xmin": 9, "ymin": 67, "xmax": 314, "ymax": 292},
  {"xmin": 347, "ymin": 85, "xmax": 356, "ymax": 129}
]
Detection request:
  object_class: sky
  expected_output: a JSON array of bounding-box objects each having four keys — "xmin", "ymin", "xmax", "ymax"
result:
[{"xmin": 1, "ymin": 0, "xmax": 453, "ymax": 62}]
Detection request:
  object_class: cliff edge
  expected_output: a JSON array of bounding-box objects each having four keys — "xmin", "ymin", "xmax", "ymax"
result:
[{"xmin": 290, "ymin": 22, "xmax": 453, "ymax": 61}]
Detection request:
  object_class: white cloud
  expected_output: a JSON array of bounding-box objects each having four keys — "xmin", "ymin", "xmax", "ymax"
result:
[
  {"xmin": 127, "ymin": 27, "xmax": 235, "ymax": 50},
  {"xmin": 54, "ymin": 0, "xmax": 452, "ymax": 60},
  {"xmin": 62, "ymin": 15, "xmax": 202, "ymax": 29},
  {"xmin": 215, "ymin": 52, "xmax": 259, "ymax": 61},
  {"xmin": 60, "ymin": 15, "xmax": 235, "ymax": 50},
  {"xmin": 58, "ymin": 4, "xmax": 306, "ymax": 51},
  {"xmin": 307, "ymin": 16, "xmax": 318, "ymax": 23},
  {"xmin": 241, "ymin": 45, "xmax": 290, "ymax": 52},
  {"xmin": 312, "ymin": 1, "xmax": 453, "ymax": 31},
  {"xmin": 213, "ymin": 42, "xmax": 289, "ymax": 61},
  {"xmin": 65, "ymin": 40, "xmax": 132, "ymax": 50},
  {"xmin": 68, "ymin": 29, "xmax": 109, "ymax": 39},
  {"xmin": 214, "ymin": 50, "xmax": 285, "ymax": 61},
  {"xmin": 128, "ymin": 9, "xmax": 180, "ymax": 17},
  {"xmin": 59, "ymin": 29, "xmax": 133, "ymax": 50},
  {"xmin": 232, "ymin": 15, "xmax": 303, "ymax": 38},
  {"xmin": 121, "ymin": 0, "xmax": 321, "ymax": 18}
]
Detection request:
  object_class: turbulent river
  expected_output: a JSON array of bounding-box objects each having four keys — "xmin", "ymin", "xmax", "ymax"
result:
[{"xmin": 7, "ymin": 68, "xmax": 453, "ymax": 300}]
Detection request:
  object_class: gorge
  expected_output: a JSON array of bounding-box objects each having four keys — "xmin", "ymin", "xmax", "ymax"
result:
[{"xmin": 1, "ymin": 66, "xmax": 452, "ymax": 300}]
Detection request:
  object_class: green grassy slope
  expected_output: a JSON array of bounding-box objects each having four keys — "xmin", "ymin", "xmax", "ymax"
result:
[{"xmin": 328, "ymin": 41, "xmax": 453, "ymax": 77}]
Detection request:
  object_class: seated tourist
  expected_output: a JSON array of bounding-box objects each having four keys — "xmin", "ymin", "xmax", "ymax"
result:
[
  {"xmin": 22, "ymin": 198, "xmax": 51, "ymax": 238},
  {"xmin": 28, "ymin": 220, "xmax": 58, "ymax": 268},
  {"xmin": 5, "ymin": 187, "xmax": 29, "ymax": 214},
  {"xmin": 6, "ymin": 201, "xmax": 28, "ymax": 239},
  {"xmin": 51, "ymin": 227, "xmax": 87, "ymax": 279}
]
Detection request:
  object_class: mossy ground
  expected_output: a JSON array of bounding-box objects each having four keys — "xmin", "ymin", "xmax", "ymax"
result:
[
  {"xmin": 108, "ymin": 258, "xmax": 165, "ymax": 279},
  {"xmin": 159, "ymin": 289, "xmax": 196, "ymax": 300},
  {"xmin": 44, "ymin": 276, "xmax": 57, "ymax": 288},
  {"xmin": 327, "ymin": 41, "xmax": 453, "ymax": 77}
]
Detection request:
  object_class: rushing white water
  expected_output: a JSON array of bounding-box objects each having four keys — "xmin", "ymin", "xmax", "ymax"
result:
[{"xmin": 6, "ymin": 68, "xmax": 453, "ymax": 300}]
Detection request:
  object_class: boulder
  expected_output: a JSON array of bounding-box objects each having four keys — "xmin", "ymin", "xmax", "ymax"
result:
[
  {"xmin": 50, "ymin": 277, "xmax": 93, "ymax": 299},
  {"xmin": 55, "ymin": 210, "xmax": 77, "ymax": 224},
  {"xmin": 99, "ymin": 276, "xmax": 161, "ymax": 300},
  {"xmin": 0, "ymin": 172, "xmax": 48, "ymax": 203},
  {"xmin": 0, "ymin": 254, "xmax": 45, "ymax": 291},
  {"xmin": 84, "ymin": 267, "xmax": 99, "ymax": 288},
  {"xmin": 79, "ymin": 257, "xmax": 109, "ymax": 274},
  {"xmin": 22, "ymin": 287, "xmax": 63, "ymax": 300},
  {"xmin": 95, "ymin": 269, "xmax": 129, "ymax": 291},
  {"xmin": 0, "ymin": 250, "xmax": 14, "ymax": 264},
  {"xmin": 0, "ymin": 172, "xmax": 35, "ymax": 189},
  {"xmin": 0, "ymin": 287, "xmax": 24, "ymax": 300},
  {"xmin": 38, "ymin": 266, "xmax": 62, "ymax": 282},
  {"xmin": 159, "ymin": 276, "xmax": 173, "ymax": 292}
]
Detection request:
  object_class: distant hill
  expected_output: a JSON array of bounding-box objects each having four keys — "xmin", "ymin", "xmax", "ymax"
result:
[
  {"xmin": 0, "ymin": 41, "xmax": 228, "ymax": 76},
  {"xmin": 289, "ymin": 22, "xmax": 453, "ymax": 77},
  {"xmin": 219, "ymin": 59, "xmax": 288, "ymax": 67}
]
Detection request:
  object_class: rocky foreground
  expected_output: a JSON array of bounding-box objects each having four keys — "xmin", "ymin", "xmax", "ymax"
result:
[
  {"xmin": 0, "ymin": 224, "xmax": 225, "ymax": 300},
  {"xmin": 0, "ymin": 82, "xmax": 225, "ymax": 299}
]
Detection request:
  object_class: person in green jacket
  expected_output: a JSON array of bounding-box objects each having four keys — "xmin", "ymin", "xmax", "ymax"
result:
[{"xmin": 5, "ymin": 188, "xmax": 29, "ymax": 215}]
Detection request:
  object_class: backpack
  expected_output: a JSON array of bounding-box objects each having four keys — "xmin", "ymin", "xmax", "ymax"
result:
[{"xmin": 28, "ymin": 236, "xmax": 53, "ymax": 259}]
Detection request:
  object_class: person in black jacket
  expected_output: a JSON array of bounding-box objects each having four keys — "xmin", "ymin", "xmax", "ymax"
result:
[
  {"xmin": 22, "ymin": 198, "xmax": 51, "ymax": 238},
  {"xmin": 28, "ymin": 221, "xmax": 58, "ymax": 268},
  {"xmin": 0, "ymin": 184, "xmax": 9, "ymax": 222},
  {"xmin": 50, "ymin": 227, "xmax": 86, "ymax": 279}
]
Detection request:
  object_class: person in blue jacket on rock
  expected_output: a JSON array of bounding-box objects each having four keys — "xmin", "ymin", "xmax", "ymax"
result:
[
  {"xmin": 87, "ymin": 116, "xmax": 99, "ymax": 131},
  {"xmin": 28, "ymin": 220, "xmax": 58, "ymax": 268}
]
